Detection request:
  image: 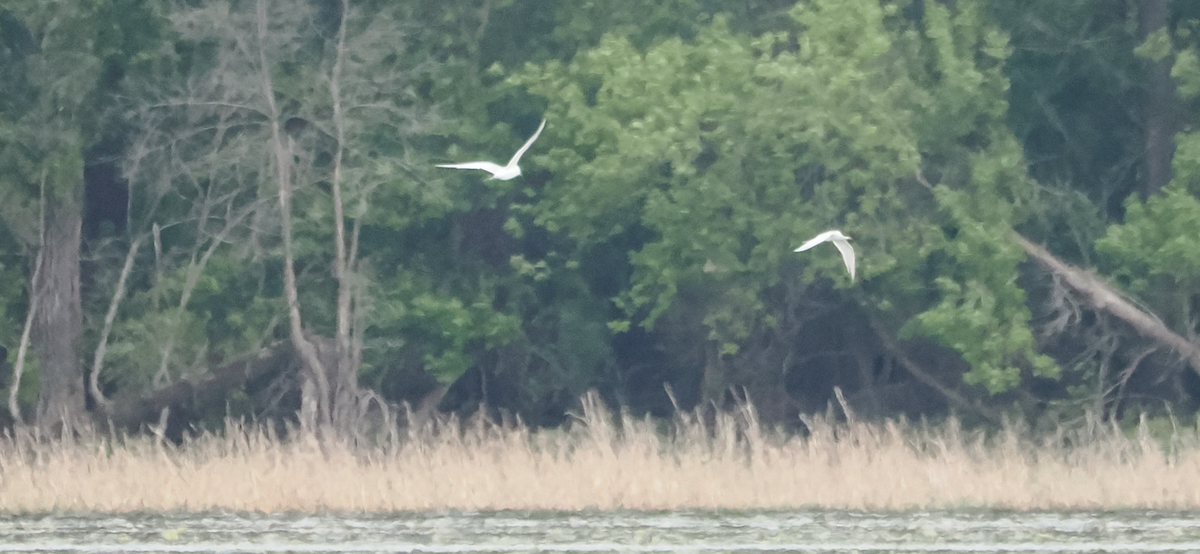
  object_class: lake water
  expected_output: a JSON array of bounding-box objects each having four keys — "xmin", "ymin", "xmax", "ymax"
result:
[{"xmin": 1, "ymin": 510, "xmax": 1199, "ymax": 553}]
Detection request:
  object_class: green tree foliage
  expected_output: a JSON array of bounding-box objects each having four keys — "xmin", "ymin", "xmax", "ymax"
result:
[
  {"xmin": 511, "ymin": 0, "xmax": 1054, "ymax": 395},
  {"xmin": 2, "ymin": 0, "xmax": 1199, "ymax": 431},
  {"xmin": 1098, "ymin": 32, "xmax": 1200, "ymax": 335},
  {"xmin": 990, "ymin": 1, "xmax": 1141, "ymax": 224}
]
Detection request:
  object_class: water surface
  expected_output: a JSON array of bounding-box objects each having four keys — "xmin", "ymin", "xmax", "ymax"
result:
[{"xmin": 1, "ymin": 510, "xmax": 1198, "ymax": 553}]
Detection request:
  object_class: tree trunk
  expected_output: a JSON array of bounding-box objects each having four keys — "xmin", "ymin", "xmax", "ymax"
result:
[
  {"xmin": 328, "ymin": 0, "xmax": 363, "ymax": 433},
  {"xmin": 33, "ymin": 194, "xmax": 85, "ymax": 432},
  {"xmin": 1137, "ymin": 0, "xmax": 1178, "ymax": 197},
  {"xmin": 254, "ymin": 0, "xmax": 331, "ymax": 435}
]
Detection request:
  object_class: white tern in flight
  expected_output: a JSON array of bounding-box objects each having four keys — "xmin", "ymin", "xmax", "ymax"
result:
[
  {"xmin": 794, "ymin": 230, "xmax": 855, "ymax": 281},
  {"xmin": 437, "ymin": 118, "xmax": 547, "ymax": 181}
]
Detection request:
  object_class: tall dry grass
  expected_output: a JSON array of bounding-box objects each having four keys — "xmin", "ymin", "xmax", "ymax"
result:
[{"xmin": 2, "ymin": 393, "xmax": 1200, "ymax": 513}]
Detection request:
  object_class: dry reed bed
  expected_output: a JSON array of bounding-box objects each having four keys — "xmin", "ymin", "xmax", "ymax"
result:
[{"xmin": 2, "ymin": 396, "xmax": 1199, "ymax": 513}]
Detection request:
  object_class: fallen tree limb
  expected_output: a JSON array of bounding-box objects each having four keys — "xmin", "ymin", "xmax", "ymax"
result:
[
  {"xmin": 96, "ymin": 342, "xmax": 294, "ymax": 435},
  {"xmin": 1014, "ymin": 232, "xmax": 1200, "ymax": 377}
]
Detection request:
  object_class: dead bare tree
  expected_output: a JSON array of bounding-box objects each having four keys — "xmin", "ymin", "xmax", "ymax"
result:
[
  {"xmin": 156, "ymin": 0, "xmax": 432, "ymax": 438},
  {"xmin": 309, "ymin": 0, "xmax": 435, "ymax": 436},
  {"xmin": 328, "ymin": 0, "xmax": 359, "ymax": 431},
  {"xmin": 87, "ymin": 61, "xmax": 276, "ymax": 414}
]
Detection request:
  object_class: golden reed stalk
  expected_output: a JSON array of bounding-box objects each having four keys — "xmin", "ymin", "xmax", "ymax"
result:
[{"xmin": 1, "ymin": 394, "xmax": 1198, "ymax": 513}]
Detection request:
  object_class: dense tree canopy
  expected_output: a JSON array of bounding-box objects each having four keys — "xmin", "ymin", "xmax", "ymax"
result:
[{"xmin": 0, "ymin": 0, "xmax": 1198, "ymax": 436}]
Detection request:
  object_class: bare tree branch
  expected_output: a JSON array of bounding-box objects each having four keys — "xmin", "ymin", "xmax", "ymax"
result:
[
  {"xmin": 9, "ymin": 170, "xmax": 48, "ymax": 426},
  {"xmin": 251, "ymin": 0, "xmax": 330, "ymax": 432},
  {"xmin": 89, "ymin": 234, "xmax": 144, "ymax": 407},
  {"xmin": 866, "ymin": 315, "xmax": 1002, "ymax": 424}
]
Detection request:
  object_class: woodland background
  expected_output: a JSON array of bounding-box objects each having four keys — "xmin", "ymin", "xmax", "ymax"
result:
[{"xmin": 1, "ymin": 0, "xmax": 1199, "ymax": 440}]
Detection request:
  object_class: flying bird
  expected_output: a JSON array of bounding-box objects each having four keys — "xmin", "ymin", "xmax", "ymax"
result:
[
  {"xmin": 437, "ymin": 118, "xmax": 547, "ymax": 181},
  {"xmin": 794, "ymin": 230, "xmax": 855, "ymax": 281}
]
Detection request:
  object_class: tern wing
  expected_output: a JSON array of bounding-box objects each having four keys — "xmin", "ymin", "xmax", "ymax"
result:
[
  {"xmin": 831, "ymin": 237, "xmax": 856, "ymax": 281},
  {"xmin": 505, "ymin": 118, "xmax": 547, "ymax": 167},
  {"xmin": 437, "ymin": 161, "xmax": 505, "ymax": 175},
  {"xmin": 793, "ymin": 230, "xmax": 838, "ymax": 252}
]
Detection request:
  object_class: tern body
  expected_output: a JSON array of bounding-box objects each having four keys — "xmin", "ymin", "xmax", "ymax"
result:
[
  {"xmin": 438, "ymin": 118, "xmax": 546, "ymax": 181},
  {"xmin": 795, "ymin": 230, "xmax": 855, "ymax": 280}
]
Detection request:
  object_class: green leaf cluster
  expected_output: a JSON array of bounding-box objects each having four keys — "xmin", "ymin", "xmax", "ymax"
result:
[
  {"xmin": 1097, "ymin": 40, "xmax": 1200, "ymax": 333},
  {"xmin": 6, "ymin": 0, "xmax": 1200, "ymax": 426},
  {"xmin": 510, "ymin": 0, "xmax": 1053, "ymax": 393}
]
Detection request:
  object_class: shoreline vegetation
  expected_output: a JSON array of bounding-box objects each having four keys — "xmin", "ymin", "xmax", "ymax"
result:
[{"xmin": 1, "ymin": 394, "xmax": 1198, "ymax": 513}]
